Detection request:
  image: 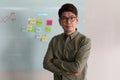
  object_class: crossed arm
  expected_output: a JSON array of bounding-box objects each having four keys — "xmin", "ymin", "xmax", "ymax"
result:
[
  {"xmin": 43, "ymin": 38, "xmax": 91, "ymax": 76},
  {"xmin": 50, "ymin": 58, "xmax": 80, "ymax": 76}
]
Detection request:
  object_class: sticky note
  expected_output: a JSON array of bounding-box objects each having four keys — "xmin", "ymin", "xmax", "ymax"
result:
[
  {"xmin": 41, "ymin": 35, "xmax": 48, "ymax": 42},
  {"xmin": 29, "ymin": 18, "xmax": 36, "ymax": 24},
  {"xmin": 46, "ymin": 20, "xmax": 52, "ymax": 26},
  {"xmin": 35, "ymin": 27, "xmax": 41, "ymax": 33},
  {"xmin": 36, "ymin": 19, "xmax": 43, "ymax": 26},
  {"xmin": 38, "ymin": 13, "xmax": 48, "ymax": 16},
  {"xmin": 26, "ymin": 24, "xmax": 32, "ymax": 30},
  {"xmin": 45, "ymin": 26, "xmax": 52, "ymax": 32},
  {"xmin": 26, "ymin": 25, "xmax": 35, "ymax": 32}
]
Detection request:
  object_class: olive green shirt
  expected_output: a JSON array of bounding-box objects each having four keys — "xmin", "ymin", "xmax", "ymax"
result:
[{"xmin": 43, "ymin": 31, "xmax": 91, "ymax": 80}]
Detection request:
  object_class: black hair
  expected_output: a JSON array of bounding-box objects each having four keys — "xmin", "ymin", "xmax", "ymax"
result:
[{"xmin": 58, "ymin": 3, "xmax": 78, "ymax": 18}]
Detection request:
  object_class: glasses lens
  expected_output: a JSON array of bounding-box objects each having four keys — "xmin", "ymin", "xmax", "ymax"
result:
[{"xmin": 61, "ymin": 16, "xmax": 76, "ymax": 22}]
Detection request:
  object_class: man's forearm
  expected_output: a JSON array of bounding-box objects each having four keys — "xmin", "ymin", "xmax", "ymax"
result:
[{"xmin": 51, "ymin": 58, "xmax": 80, "ymax": 76}]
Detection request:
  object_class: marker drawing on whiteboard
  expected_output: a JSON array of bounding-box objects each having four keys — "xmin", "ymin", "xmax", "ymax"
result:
[{"xmin": 0, "ymin": 11, "xmax": 16, "ymax": 23}]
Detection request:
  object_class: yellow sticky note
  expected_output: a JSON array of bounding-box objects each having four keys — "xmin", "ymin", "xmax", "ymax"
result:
[
  {"xmin": 26, "ymin": 24, "xmax": 32, "ymax": 31},
  {"xmin": 41, "ymin": 35, "xmax": 48, "ymax": 42}
]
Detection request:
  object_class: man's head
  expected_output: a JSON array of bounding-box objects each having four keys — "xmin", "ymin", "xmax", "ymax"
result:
[
  {"xmin": 58, "ymin": 3, "xmax": 79, "ymax": 35},
  {"xmin": 58, "ymin": 3, "xmax": 78, "ymax": 18}
]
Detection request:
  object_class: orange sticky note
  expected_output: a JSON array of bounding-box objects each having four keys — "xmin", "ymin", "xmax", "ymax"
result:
[{"xmin": 29, "ymin": 18, "xmax": 36, "ymax": 24}]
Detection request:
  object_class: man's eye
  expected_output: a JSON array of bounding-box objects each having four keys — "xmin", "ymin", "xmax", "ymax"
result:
[
  {"xmin": 61, "ymin": 17, "xmax": 67, "ymax": 19},
  {"xmin": 62, "ymin": 18, "xmax": 66, "ymax": 20},
  {"xmin": 61, "ymin": 18, "xmax": 67, "ymax": 20},
  {"xmin": 70, "ymin": 17, "xmax": 76, "ymax": 19}
]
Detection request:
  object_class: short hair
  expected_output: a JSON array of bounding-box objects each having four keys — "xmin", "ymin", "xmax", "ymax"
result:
[{"xmin": 58, "ymin": 3, "xmax": 78, "ymax": 18}]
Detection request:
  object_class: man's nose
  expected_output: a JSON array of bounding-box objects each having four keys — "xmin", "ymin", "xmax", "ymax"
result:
[{"xmin": 66, "ymin": 18, "xmax": 71, "ymax": 23}]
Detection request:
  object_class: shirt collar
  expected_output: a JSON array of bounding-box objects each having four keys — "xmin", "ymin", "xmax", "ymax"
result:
[
  {"xmin": 70, "ymin": 30, "xmax": 78, "ymax": 39},
  {"xmin": 64, "ymin": 30, "xmax": 78, "ymax": 40}
]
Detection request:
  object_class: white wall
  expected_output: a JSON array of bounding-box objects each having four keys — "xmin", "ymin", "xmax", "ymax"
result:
[{"xmin": 86, "ymin": 0, "xmax": 120, "ymax": 80}]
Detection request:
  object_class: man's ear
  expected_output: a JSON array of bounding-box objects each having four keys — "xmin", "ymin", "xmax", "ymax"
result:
[{"xmin": 76, "ymin": 17, "xmax": 79, "ymax": 24}]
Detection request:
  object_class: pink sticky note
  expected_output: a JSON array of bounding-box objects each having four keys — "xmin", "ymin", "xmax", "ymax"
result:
[{"xmin": 46, "ymin": 20, "xmax": 52, "ymax": 26}]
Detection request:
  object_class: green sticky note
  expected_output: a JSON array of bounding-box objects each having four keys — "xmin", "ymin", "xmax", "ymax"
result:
[
  {"xmin": 45, "ymin": 26, "xmax": 52, "ymax": 32},
  {"xmin": 36, "ymin": 19, "xmax": 42, "ymax": 26},
  {"xmin": 28, "ymin": 26, "xmax": 35, "ymax": 32}
]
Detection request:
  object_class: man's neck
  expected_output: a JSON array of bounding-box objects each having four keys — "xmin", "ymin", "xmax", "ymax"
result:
[{"xmin": 65, "ymin": 30, "xmax": 76, "ymax": 35}]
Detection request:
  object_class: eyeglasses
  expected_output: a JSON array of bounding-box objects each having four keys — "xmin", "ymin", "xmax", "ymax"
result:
[{"xmin": 60, "ymin": 16, "xmax": 77, "ymax": 22}]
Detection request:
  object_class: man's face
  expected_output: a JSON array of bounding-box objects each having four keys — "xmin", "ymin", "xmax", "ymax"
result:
[{"xmin": 59, "ymin": 11, "xmax": 78, "ymax": 35}]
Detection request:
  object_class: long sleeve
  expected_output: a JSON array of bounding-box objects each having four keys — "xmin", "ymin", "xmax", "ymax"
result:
[
  {"xmin": 53, "ymin": 38, "xmax": 91, "ymax": 73},
  {"xmin": 43, "ymin": 38, "xmax": 66, "ymax": 75}
]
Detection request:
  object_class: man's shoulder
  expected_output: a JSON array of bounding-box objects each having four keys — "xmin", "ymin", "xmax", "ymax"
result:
[
  {"xmin": 77, "ymin": 32, "xmax": 86, "ymax": 39},
  {"xmin": 52, "ymin": 33, "xmax": 64, "ymax": 39},
  {"xmin": 50, "ymin": 33, "xmax": 64, "ymax": 41},
  {"xmin": 77, "ymin": 32, "xmax": 91, "ymax": 42}
]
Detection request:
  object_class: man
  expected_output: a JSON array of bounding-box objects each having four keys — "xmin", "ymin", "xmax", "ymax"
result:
[{"xmin": 43, "ymin": 3, "xmax": 91, "ymax": 80}]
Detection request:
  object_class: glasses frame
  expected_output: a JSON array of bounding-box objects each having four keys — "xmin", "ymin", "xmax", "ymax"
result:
[{"xmin": 60, "ymin": 16, "xmax": 77, "ymax": 22}]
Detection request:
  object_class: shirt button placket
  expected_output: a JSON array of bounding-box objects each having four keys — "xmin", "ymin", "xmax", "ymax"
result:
[{"xmin": 64, "ymin": 36, "xmax": 69, "ymax": 53}]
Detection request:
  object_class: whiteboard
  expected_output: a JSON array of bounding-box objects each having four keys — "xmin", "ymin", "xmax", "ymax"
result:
[{"xmin": 0, "ymin": 0, "xmax": 85, "ymax": 71}]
